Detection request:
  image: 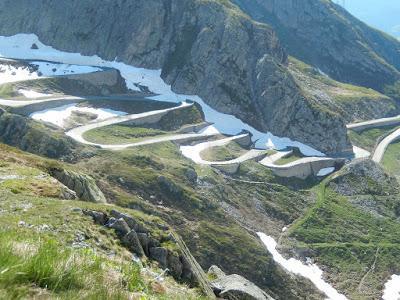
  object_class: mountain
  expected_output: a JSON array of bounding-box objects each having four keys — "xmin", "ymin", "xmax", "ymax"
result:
[
  {"xmin": 0, "ymin": 0, "xmax": 352, "ymax": 154},
  {"xmin": 232, "ymin": 0, "xmax": 400, "ymax": 91}
]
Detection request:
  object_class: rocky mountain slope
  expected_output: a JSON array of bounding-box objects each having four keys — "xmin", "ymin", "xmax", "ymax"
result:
[
  {"xmin": 0, "ymin": 0, "xmax": 352, "ymax": 154},
  {"xmin": 232, "ymin": 0, "xmax": 400, "ymax": 91}
]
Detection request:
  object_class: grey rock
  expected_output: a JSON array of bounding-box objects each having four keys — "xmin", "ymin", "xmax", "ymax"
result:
[
  {"xmin": 167, "ymin": 252, "xmax": 183, "ymax": 279},
  {"xmin": 137, "ymin": 233, "xmax": 150, "ymax": 256},
  {"xmin": 83, "ymin": 209, "xmax": 108, "ymax": 225},
  {"xmin": 109, "ymin": 218, "xmax": 131, "ymax": 236},
  {"xmin": 210, "ymin": 271, "xmax": 275, "ymax": 300},
  {"xmin": 184, "ymin": 168, "xmax": 198, "ymax": 184},
  {"xmin": 50, "ymin": 169, "xmax": 107, "ymax": 203},
  {"xmin": 208, "ymin": 265, "xmax": 226, "ymax": 279},
  {"xmin": 110, "ymin": 209, "xmax": 148, "ymax": 233},
  {"xmin": 122, "ymin": 230, "xmax": 145, "ymax": 257},
  {"xmin": 149, "ymin": 247, "xmax": 168, "ymax": 269},
  {"xmin": 328, "ymin": 159, "xmax": 400, "ymax": 196}
]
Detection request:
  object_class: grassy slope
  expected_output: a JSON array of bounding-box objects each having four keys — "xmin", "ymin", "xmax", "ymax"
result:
[
  {"xmin": 200, "ymin": 141, "xmax": 248, "ymax": 161},
  {"xmin": 382, "ymin": 141, "xmax": 400, "ymax": 177},
  {"xmin": 348, "ymin": 125, "xmax": 400, "ymax": 152},
  {"xmin": 289, "ymin": 57, "xmax": 396, "ymax": 123},
  {"xmin": 288, "ymin": 183, "xmax": 400, "ymax": 299},
  {"xmin": 0, "ymin": 144, "xmax": 205, "ymax": 299},
  {"xmin": 83, "ymin": 105, "xmax": 204, "ymax": 145}
]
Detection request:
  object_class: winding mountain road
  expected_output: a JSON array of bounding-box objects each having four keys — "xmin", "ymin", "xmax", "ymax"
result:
[{"xmin": 372, "ymin": 128, "xmax": 400, "ymax": 163}]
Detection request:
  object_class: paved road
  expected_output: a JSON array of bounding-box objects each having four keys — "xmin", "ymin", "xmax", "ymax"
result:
[
  {"xmin": 180, "ymin": 134, "xmax": 263, "ymax": 165},
  {"xmin": 66, "ymin": 102, "xmax": 193, "ymax": 147},
  {"xmin": 372, "ymin": 128, "xmax": 400, "ymax": 163},
  {"xmin": 347, "ymin": 115, "xmax": 400, "ymax": 131}
]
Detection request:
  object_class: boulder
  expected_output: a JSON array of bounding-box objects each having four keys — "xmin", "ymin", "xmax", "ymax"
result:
[
  {"xmin": 149, "ymin": 247, "xmax": 168, "ymax": 269},
  {"xmin": 167, "ymin": 252, "xmax": 183, "ymax": 279},
  {"xmin": 137, "ymin": 233, "xmax": 150, "ymax": 256},
  {"xmin": 110, "ymin": 209, "xmax": 148, "ymax": 233},
  {"xmin": 50, "ymin": 169, "xmax": 107, "ymax": 203},
  {"xmin": 108, "ymin": 218, "xmax": 131, "ymax": 236},
  {"xmin": 208, "ymin": 265, "xmax": 274, "ymax": 300},
  {"xmin": 83, "ymin": 209, "xmax": 108, "ymax": 225},
  {"xmin": 122, "ymin": 230, "xmax": 145, "ymax": 257}
]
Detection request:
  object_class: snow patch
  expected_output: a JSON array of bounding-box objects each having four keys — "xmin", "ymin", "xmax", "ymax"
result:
[
  {"xmin": 0, "ymin": 33, "xmax": 325, "ymax": 157},
  {"xmin": 353, "ymin": 146, "xmax": 371, "ymax": 159},
  {"xmin": 31, "ymin": 61, "xmax": 102, "ymax": 76},
  {"xmin": 257, "ymin": 232, "xmax": 347, "ymax": 300},
  {"xmin": 0, "ymin": 63, "xmax": 39, "ymax": 83},
  {"xmin": 18, "ymin": 89, "xmax": 52, "ymax": 99},
  {"xmin": 383, "ymin": 275, "xmax": 400, "ymax": 300},
  {"xmin": 317, "ymin": 167, "xmax": 335, "ymax": 177},
  {"xmin": 30, "ymin": 104, "xmax": 127, "ymax": 128}
]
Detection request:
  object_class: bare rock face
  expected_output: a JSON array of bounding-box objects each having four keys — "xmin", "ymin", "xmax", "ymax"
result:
[
  {"xmin": 328, "ymin": 159, "xmax": 399, "ymax": 196},
  {"xmin": 208, "ymin": 265, "xmax": 275, "ymax": 300},
  {"xmin": 0, "ymin": 0, "xmax": 351, "ymax": 153},
  {"xmin": 232, "ymin": 0, "xmax": 400, "ymax": 91}
]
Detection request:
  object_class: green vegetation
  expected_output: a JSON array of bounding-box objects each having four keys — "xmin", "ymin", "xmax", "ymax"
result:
[
  {"xmin": 200, "ymin": 141, "xmax": 247, "ymax": 161},
  {"xmin": 384, "ymin": 81, "xmax": 400, "ymax": 100},
  {"xmin": 289, "ymin": 183, "xmax": 400, "ymax": 299},
  {"xmin": 348, "ymin": 125, "xmax": 400, "ymax": 152},
  {"xmin": 83, "ymin": 125, "xmax": 169, "ymax": 145},
  {"xmin": 275, "ymin": 152, "xmax": 304, "ymax": 166},
  {"xmin": 0, "ymin": 83, "xmax": 17, "ymax": 98},
  {"xmin": 382, "ymin": 141, "xmax": 400, "ymax": 177},
  {"xmin": 0, "ymin": 144, "xmax": 205, "ymax": 299}
]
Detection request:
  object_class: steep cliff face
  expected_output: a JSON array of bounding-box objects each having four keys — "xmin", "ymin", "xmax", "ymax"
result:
[
  {"xmin": 232, "ymin": 0, "xmax": 400, "ymax": 91},
  {"xmin": 0, "ymin": 0, "xmax": 351, "ymax": 154}
]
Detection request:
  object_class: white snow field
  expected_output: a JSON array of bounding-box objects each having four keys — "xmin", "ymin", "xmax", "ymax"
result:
[
  {"xmin": 30, "ymin": 103, "xmax": 127, "ymax": 128},
  {"xmin": 31, "ymin": 61, "xmax": 101, "ymax": 76},
  {"xmin": 0, "ymin": 62, "xmax": 39, "ymax": 83},
  {"xmin": 0, "ymin": 60, "xmax": 101, "ymax": 86},
  {"xmin": 18, "ymin": 89, "xmax": 52, "ymax": 98},
  {"xmin": 257, "ymin": 232, "xmax": 348, "ymax": 300},
  {"xmin": 0, "ymin": 33, "xmax": 324, "ymax": 157},
  {"xmin": 317, "ymin": 167, "xmax": 335, "ymax": 177},
  {"xmin": 353, "ymin": 146, "xmax": 371, "ymax": 159},
  {"xmin": 383, "ymin": 275, "xmax": 400, "ymax": 300}
]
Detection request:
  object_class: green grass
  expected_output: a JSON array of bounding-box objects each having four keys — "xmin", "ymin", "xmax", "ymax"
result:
[
  {"xmin": 288, "ymin": 183, "xmax": 400, "ymax": 299},
  {"xmin": 200, "ymin": 141, "xmax": 247, "ymax": 161},
  {"xmin": 83, "ymin": 124, "xmax": 169, "ymax": 145},
  {"xmin": 382, "ymin": 141, "xmax": 400, "ymax": 177},
  {"xmin": 274, "ymin": 153, "xmax": 303, "ymax": 165},
  {"xmin": 348, "ymin": 125, "xmax": 400, "ymax": 152},
  {"xmin": 0, "ymin": 143, "xmax": 209, "ymax": 299}
]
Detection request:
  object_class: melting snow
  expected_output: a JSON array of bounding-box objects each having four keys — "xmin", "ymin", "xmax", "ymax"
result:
[
  {"xmin": 18, "ymin": 89, "xmax": 52, "ymax": 98},
  {"xmin": 0, "ymin": 63, "xmax": 39, "ymax": 83},
  {"xmin": 30, "ymin": 104, "xmax": 127, "ymax": 128},
  {"xmin": 353, "ymin": 146, "xmax": 370, "ymax": 159},
  {"xmin": 317, "ymin": 167, "xmax": 335, "ymax": 177},
  {"xmin": 383, "ymin": 275, "xmax": 400, "ymax": 300},
  {"xmin": 0, "ymin": 33, "xmax": 325, "ymax": 157},
  {"xmin": 31, "ymin": 61, "xmax": 102, "ymax": 76},
  {"xmin": 257, "ymin": 232, "xmax": 347, "ymax": 300}
]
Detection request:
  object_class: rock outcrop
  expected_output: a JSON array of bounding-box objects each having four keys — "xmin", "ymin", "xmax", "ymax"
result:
[
  {"xmin": 328, "ymin": 159, "xmax": 400, "ymax": 196},
  {"xmin": 49, "ymin": 168, "xmax": 107, "ymax": 203},
  {"xmin": 0, "ymin": 0, "xmax": 351, "ymax": 153},
  {"xmin": 0, "ymin": 111, "xmax": 78, "ymax": 160},
  {"xmin": 208, "ymin": 265, "xmax": 275, "ymax": 300},
  {"xmin": 232, "ymin": 0, "xmax": 400, "ymax": 91},
  {"xmin": 83, "ymin": 208, "xmax": 215, "ymax": 298}
]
